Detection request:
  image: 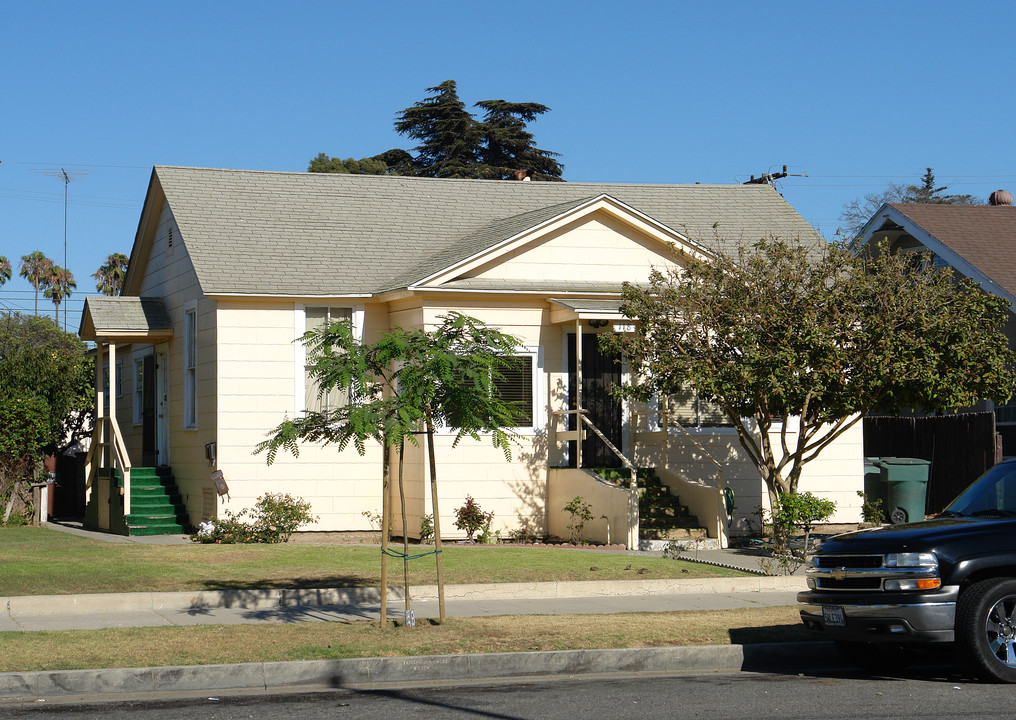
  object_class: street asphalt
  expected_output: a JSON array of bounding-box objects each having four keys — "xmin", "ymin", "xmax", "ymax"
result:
[{"xmin": 0, "ymin": 522, "xmax": 831, "ymax": 704}]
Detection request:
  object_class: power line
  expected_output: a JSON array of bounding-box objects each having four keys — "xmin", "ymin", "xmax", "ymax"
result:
[{"xmin": 1, "ymin": 159, "xmax": 149, "ymax": 170}]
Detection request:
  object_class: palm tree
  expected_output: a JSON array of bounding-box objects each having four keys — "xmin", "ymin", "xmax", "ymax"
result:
[
  {"xmin": 19, "ymin": 251, "xmax": 54, "ymax": 315},
  {"xmin": 93, "ymin": 252, "xmax": 129, "ymax": 296},
  {"xmin": 44, "ymin": 266, "xmax": 76, "ymax": 327},
  {"xmin": 0, "ymin": 256, "xmax": 10, "ymax": 286}
]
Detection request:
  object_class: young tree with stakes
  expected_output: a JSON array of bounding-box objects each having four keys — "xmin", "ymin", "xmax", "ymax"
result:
[
  {"xmin": 606, "ymin": 238, "xmax": 1016, "ymax": 527},
  {"xmin": 256, "ymin": 313, "xmax": 523, "ymax": 625}
]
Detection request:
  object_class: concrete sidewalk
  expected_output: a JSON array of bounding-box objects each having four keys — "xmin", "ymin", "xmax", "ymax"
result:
[
  {"xmin": 0, "ymin": 523, "xmax": 819, "ymax": 704},
  {"xmin": 0, "ymin": 576, "xmax": 813, "ymax": 703},
  {"xmin": 0, "ymin": 576, "xmax": 803, "ymax": 632}
]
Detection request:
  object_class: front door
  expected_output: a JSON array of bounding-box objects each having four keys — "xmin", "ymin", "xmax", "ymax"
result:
[
  {"xmin": 567, "ymin": 333, "xmax": 622, "ymax": 468},
  {"xmin": 141, "ymin": 354, "xmax": 157, "ymax": 466},
  {"xmin": 156, "ymin": 346, "xmax": 169, "ymax": 466}
]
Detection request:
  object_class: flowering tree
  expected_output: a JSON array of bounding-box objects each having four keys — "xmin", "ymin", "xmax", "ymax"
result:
[{"xmin": 607, "ymin": 238, "xmax": 1016, "ymax": 510}]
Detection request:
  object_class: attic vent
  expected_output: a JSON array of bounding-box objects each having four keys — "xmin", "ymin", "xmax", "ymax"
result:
[
  {"xmin": 989, "ymin": 189, "xmax": 1013, "ymax": 206},
  {"xmin": 167, "ymin": 223, "xmax": 174, "ymax": 247}
]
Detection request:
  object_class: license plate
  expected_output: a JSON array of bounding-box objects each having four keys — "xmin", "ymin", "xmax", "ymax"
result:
[{"xmin": 823, "ymin": 605, "xmax": 846, "ymax": 627}]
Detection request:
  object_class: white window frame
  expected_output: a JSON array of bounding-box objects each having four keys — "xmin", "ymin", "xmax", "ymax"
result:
[
  {"xmin": 493, "ymin": 346, "xmax": 543, "ymax": 435},
  {"xmin": 436, "ymin": 344, "xmax": 544, "ymax": 436},
  {"xmin": 183, "ymin": 301, "xmax": 198, "ymax": 429},
  {"xmin": 295, "ymin": 304, "xmax": 364, "ymax": 414},
  {"xmin": 646, "ymin": 390, "xmax": 738, "ymax": 435}
]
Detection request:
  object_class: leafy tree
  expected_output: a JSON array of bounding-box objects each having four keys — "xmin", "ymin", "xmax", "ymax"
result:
[
  {"xmin": 838, "ymin": 167, "xmax": 981, "ymax": 238},
  {"xmin": 256, "ymin": 312, "xmax": 523, "ymax": 624},
  {"xmin": 0, "ymin": 312, "xmax": 92, "ymax": 520},
  {"xmin": 475, "ymin": 99, "xmax": 563, "ymax": 180},
  {"xmin": 43, "ymin": 266, "xmax": 75, "ymax": 326},
  {"xmin": 0, "ymin": 393, "xmax": 49, "ymax": 523},
  {"xmin": 307, "ymin": 153, "xmax": 390, "ymax": 175},
  {"xmin": 93, "ymin": 253, "xmax": 129, "ymax": 296},
  {"xmin": 19, "ymin": 251, "xmax": 54, "ymax": 315},
  {"xmin": 394, "ymin": 80, "xmax": 481, "ymax": 178},
  {"xmin": 307, "ymin": 149, "xmax": 415, "ymax": 176},
  {"xmin": 0, "ymin": 256, "xmax": 10, "ymax": 287},
  {"xmin": 606, "ymin": 238, "xmax": 1016, "ymax": 512},
  {"xmin": 0, "ymin": 313, "xmax": 92, "ymax": 452}
]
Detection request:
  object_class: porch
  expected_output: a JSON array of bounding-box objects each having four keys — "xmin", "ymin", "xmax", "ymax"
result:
[
  {"xmin": 548, "ymin": 301, "xmax": 731, "ymax": 550},
  {"xmin": 79, "ymin": 296, "xmax": 176, "ymax": 535}
]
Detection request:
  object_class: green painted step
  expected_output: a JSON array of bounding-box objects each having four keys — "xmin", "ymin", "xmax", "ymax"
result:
[
  {"xmin": 125, "ymin": 466, "xmax": 190, "ymax": 536},
  {"xmin": 591, "ymin": 467, "xmax": 707, "ymax": 541}
]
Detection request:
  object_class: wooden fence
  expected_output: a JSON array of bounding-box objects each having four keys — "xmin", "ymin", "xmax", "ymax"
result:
[{"xmin": 863, "ymin": 412, "xmax": 1002, "ymax": 515}]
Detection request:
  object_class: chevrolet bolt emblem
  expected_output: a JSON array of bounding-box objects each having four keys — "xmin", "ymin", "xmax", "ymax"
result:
[{"xmin": 832, "ymin": 567, "xmax": 848, "ymax": 580}]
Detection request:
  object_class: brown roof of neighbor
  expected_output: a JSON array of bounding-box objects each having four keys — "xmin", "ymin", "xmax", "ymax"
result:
[{"xmin": 887, "ymin": 203, "xmax": 1016, "ymax": 299}]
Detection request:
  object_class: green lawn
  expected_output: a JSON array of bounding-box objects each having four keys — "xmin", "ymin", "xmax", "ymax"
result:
[
  {"xmin": 0, "ymin": 607, "xmax": 810, "ymax": 673},
  {"xmin": 0, "ymin": 526, "xmax": 746, "ymax": 597}
]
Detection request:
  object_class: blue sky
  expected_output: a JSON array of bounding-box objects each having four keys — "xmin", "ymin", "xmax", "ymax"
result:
[{"xmin": 3, "ymin": 1, "xmax": 1015, "ymax": 332}]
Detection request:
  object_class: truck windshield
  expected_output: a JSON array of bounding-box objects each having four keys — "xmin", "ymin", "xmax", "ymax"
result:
[{"xmin": 946, "ymin": 463, "xmax": 1016, "ymax": 516}]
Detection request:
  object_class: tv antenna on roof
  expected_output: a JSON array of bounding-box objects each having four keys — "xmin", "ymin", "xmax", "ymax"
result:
[{"xmin": 33, "ymin": 167, "xmax": 94, "ymax": 334}]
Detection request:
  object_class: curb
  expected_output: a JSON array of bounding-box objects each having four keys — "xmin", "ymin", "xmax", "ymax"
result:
[
  {"xmin": 0, "ymin": 642, "xmax": 839, "ymax": 702},
  {"xmin": 2, "ymin": 577, "xmax": 804, "ymax": 617}
]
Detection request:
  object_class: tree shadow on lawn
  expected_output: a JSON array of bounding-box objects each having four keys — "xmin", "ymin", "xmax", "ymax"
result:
[{"xmin": 198, "ymin": 575, "xmax": 375, "ymax": 591}]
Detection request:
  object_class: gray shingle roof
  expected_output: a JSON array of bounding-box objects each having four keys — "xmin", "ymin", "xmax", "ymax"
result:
[
  {"xmin": 80, "ymin": 296, "xmax": 173, "ymax": 338},
  {"xmin": 153, "ymin": 166, "xmax": 823, "ymax": 297}
]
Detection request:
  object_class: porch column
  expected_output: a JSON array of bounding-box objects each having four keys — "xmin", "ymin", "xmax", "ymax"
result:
[
  {"xmin": 575, "ymin": 319, "xmax": 582, "ymax": 469},
  {"xmin": 90, "ymin": 339, "xmax": 105, "ymax": 505},
  {"xmin": 108, "ymin": 342, "xmax": 128, "ymax": 515}
]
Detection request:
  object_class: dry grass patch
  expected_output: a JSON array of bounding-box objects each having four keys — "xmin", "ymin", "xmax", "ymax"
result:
[{"xmin": 0, "ymin": 607, "xmax": 810, "ymax": 673}]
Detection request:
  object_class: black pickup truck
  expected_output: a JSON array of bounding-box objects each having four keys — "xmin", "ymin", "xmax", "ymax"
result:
[{"xmin": 799, "ymin": 458, "xmax": 1016, "ymax": 682}]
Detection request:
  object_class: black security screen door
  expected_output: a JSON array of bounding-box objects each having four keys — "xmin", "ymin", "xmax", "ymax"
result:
[
  {"xmin": 141, "ymin": 354, "xmax": 157, "ymax": 466},
  {"xmin": 567, "ymin": 333, "xmax": 622, "ymax": 468}
]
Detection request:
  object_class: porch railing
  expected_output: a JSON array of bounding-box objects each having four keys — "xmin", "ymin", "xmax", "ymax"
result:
[
  {"xmin": 85, "ymin": 415, "xmax": 133, "ymax": 515},
  {"xmin": 553, "ymin": 408, "xmax": 639, "ymax": 547}
]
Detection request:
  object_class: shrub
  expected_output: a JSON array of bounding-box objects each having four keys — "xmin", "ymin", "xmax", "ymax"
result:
[
  {"xmin": 857, "ymin": 490, "xmax": 885, "ymax": 525},
  {"xmin": 563, "ymin": 496, "xmax": 594, "ymax": 544},
  {"xmin": 453, "ymin": 495, "xmax": 493, "ymax": 542},
  {"xmin": 192, "ymin": 493, "xmax": 316, "ymax": 544},
  {"xmin": 419, "ymin": 514, "xmax": 434, "ymax": 543}
]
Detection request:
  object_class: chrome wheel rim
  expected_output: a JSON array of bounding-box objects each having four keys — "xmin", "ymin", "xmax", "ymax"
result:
[{"xmin": 985, "ymin": 594, "xmax": 1016, "ymax": 667}]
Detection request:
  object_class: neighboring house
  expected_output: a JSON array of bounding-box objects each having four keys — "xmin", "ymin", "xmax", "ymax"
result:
[
  {"xmin": 79, "ymin": 166, "xmax": 864, "ymax": 545},
  {"xmin": 855, "ymin": 194, "xmax": 1016, "ymax": 453}
]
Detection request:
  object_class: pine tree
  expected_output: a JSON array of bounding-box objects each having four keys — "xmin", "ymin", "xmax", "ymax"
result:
[
  {"xmin": 474, "ymin": 99, "xmax": 564, "ymax": 180},
  {"xmin": 394, "ymin": 80, "xmax": 482, "ymax": 178},
  {"xmin": 903, "ymin": 168, "xmax": 978, "ymax": 205},
  {"xmin": 310, "ymin": 81, "xmax": 565, "ymax": 181}
]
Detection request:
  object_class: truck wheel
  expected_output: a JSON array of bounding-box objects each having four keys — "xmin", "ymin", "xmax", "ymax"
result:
[
  {"xmin": 834, "ymin": 641, "xmax": 916, "ymax": 673},
  {"xmin": 956, "ymin": 577, "xmax": 1016, "ymax": 683}
]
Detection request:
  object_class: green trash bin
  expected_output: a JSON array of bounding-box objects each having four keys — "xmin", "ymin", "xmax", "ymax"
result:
[{"xmin": 877, "ymin": 458, "xmax": 931, "ymax": 525}]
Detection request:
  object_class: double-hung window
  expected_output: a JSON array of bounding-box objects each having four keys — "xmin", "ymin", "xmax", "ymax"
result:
[
  {"xmin": 493, "ymin": 355, "xmax": 535, "ymax": 427},
  {"xmin": 303, "ymin": 306, "xmax": 353, "ymax": 413},
  {"xmin": 183, "ymin": 305, "xmax": 197, "ymax": 428},
  {"xmin": 649, "ymin": 384, "xmax": 731, "ymax": 431}
]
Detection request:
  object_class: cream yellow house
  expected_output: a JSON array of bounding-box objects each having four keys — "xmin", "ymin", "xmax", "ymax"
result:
[{"xmin": 79, "ymin": 166, "xmax": 863, "ymax": 546}]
